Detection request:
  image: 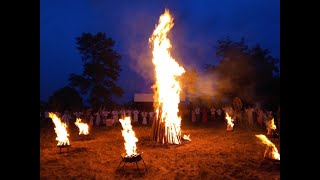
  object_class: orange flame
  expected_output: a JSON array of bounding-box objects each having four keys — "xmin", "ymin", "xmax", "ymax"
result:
[
  {"xmin": 225, "ymin": 112, "xmax": 234, "ymax": 131},
  {"xmin": 266, "ymin": 118, "xmax": 277, "ymax": 135},
  {"xmin": 256, "ymin": 134, "xmax": 280, "ymax": 160},
  {"xmin": 149, "ymin": 8, "xmax": 185, "ymax": 144},
  {"xmin": 183, "ymin": 134, "xmax": 191, "ymax": 141},
  {"xmin": 74, "ymin": 118, "xmax": 89, "ymax": 135},
  {"xmin": 119, "ymin": 116, "xmax": 138, "ymax": 157},
  {"xmin": 270, "ymin": 118, "xmax": 277, "ymax": 130},
  {"xmin": 49, "ymin": 112, "xmax": 70, "ymax": 146}
]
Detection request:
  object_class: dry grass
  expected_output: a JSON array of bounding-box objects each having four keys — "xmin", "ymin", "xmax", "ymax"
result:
[{"xmin": 40, "ymin": 120, "xmax": 280, "ymax": 180}]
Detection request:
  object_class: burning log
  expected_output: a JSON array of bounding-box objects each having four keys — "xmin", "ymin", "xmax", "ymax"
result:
[
  {"xmin": 255, "ymin": 134, "xmax": 280, "ymax": 160},
  {"xmin": 225, "ymin": 112, "xmax": 234, "ymax": 131},
  {"xmin": 117, "ymin": 116, "xmax": 147, "ymax": 175},
  {"xmin": 149, "ymin": 8, "xmax": 185, "ymax": 145}
]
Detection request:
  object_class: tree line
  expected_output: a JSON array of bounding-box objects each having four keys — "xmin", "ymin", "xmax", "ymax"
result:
[{"xmin": 41, "ymin": 33, "xmax": 279, "ymax": 112}]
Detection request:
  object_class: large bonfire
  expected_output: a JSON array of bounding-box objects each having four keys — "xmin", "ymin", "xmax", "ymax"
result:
[
  {"xmin": 119, "ymin": 116, "xmax": 138, "ymax": 157},
  {"xmin": 49, "ymin": 112, "xmax": 70, "ymax": 146},
  {"xmin": 149, "ymin": 8, "xmax": 185, "ymax": 144}
]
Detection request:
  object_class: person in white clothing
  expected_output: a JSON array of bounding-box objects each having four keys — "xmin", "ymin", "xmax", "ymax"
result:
[
  {"xmin": 133, "ymin": 109, "xmax": 139, "ymax": 124},
  {"xmin": 111, "ymin": 110, "xmax": 119, "ymax": 125},
  {"xmin": 141, "ymin": 111, "xmax": 148, "ymax": 125},
  {"xmin": 210, "ymin": 107, "xmax": 216, "ymax": 121},
  {"xmin": 61, "ymin": 111, "xmax": 70, "ymax": 127},
  {"xmin": 95, "ymin": 111, "xmax": 101, "ymax": 126}
]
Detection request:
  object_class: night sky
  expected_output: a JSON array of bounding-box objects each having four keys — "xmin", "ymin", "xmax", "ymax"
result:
[{"xmin": 40, "ymin": 0, "xmax": 279, "ymax": 104}]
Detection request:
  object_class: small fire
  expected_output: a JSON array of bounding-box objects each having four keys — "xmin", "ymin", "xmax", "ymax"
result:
[
  {"xmin": 49, "ymin": 112, "xmax": 70, "ymax": 146},
  {"xmin": 266, "ymin": 118, "xmax": 277, "ymax": 135},
  {"xmin": 256, "ymin": 134, "xmax": 280, "ymax": 160},
  {"xmin": 183, "ymin": 134, "xmax": 191, "ymax": 141},
  {"xmin": 149, "ymin": 8, "xmax": 185, "ymax": 144},
  {"xmin": 225, "ymin": 112, "xmax": 234, "ymax": 131},
  {"xmin": 74, "ymin": 118, "xmax": 89, "ymax": 135},
  {"xmin": 119, "ymin": 116, "xmax": 138, "ymax": 157}
]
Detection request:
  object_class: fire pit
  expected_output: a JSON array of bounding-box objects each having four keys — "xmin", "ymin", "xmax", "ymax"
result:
[
  {"xmin": 57, "ymin": 144, "xmax": 70, "ymax": 153},
  {"xmin": 116, "ymin": 153, "xmax": 147, "ymax": 175}
]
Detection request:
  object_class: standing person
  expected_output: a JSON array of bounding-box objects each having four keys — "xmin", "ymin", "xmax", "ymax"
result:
[
  {"xmin": 195, "ymin": 106, "xmax": 200, "ymax": 123},
  {"xmin": 256, "ymin": 108, "xmax": 264, "ymax": 126},
  {"xmin": 148, "ymin": 110, "xmax": 154, "ymax": 125},
  {"xmin": 202, "ymin": 107, "xmax": 208, "ymax": 123},
  {"xmin": 95, "ymin": 110, "xmax": 101, "ymax": 127},
  {"xmin": 111, "ymin": 109, "xmax": 119, "ymax": 126},
  {"xmin": 133, "ymin": 109, "xmax": 139, "ymax": 124},
  {"xmin": 216, "ymin": 108, "xmax": 222, "ymax": 121},
  {"xmin": 119, "ymin": 108, "xmax": 126, "ymax": 120},
  {"xmin": 126, "ymin": 108, "xmax": 132, "ymax": 120},
  {"xmin": 102, "ymin": 109, "xmax": 110, "ymax": 125},
  {"xmin": 245, "ymin": 106, "xmax": 254, "ymax": 125},
  {"xmin": 191, "ymin": 109, "xmax": 196, "ymax": 123},
  {"xmin": 210, "ymin": 107, "xmax": 216, "ymax": 122},
  {"xmin": 141, "ymin": 110, "xmax": 148, "ymax": 125},
  {"xmin": 61, "ymin": 111, "xmax": 70, "ymax": 127},
  {"xmin": 89, "ymin": 110, "xmax": 94, "ymax": 126}
]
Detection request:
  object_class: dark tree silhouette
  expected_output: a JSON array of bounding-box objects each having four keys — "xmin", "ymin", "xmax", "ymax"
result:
[
  {"xmin": 69, "ymin": 32, "xmax": 124, "ymax": 110},
  {"xmin": 48, "ymin": 86, "xmax": 83, "ymax": 112},
  {"xmin": 206, "ymin": 37, "xmax": 279, "ymax": 109}
]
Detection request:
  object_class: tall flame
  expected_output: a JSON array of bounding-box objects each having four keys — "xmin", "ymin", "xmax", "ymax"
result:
[
  {"xmin": 225, "ymin": 112, "xmax": 234, "ymax": 131},
  {"xmin": 119, "ymin": 116, "xmax": 138, "ymax": 157},
  {"xmin": 49, "ymin": 112, "xmax": 70, "ymax": 146},
  {"xmin": 74, "ymin": 118, "xmax": 89, "ymax": 135},
  {"xmin": 149, "ymin": 9, "xmax": 185, "ymax": 144},
  {"xmin": 256, "ymin": 134, "xmax": 280, "ymax": 160}
]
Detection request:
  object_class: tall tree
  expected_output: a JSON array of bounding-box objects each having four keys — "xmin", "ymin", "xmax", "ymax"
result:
[
  {"xmin": 69, "ymin": 32, "xmax": 124, "ymax": 110},
  {"xmin": 207, "ymin": 37, "xmax": 279, "ymax": 108},
  {"xmin": 48, "ymin": 86, "xmax": 83, "ymax": 112}
]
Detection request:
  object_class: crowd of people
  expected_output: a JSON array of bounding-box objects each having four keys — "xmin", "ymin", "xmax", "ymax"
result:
[
  {"xmin": 40, "ymin": 103, "xmax": 280, "ymax": 133},
  {"xmin": 189, "ymin": 104, "xmax": 280, "ymax": 131},
  {"xmin": 40, "ymin": 107, "xmax": 156, "ymax": 128}
]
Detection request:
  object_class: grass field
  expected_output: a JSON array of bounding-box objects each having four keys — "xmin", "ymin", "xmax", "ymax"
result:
[{"xmin": 40, "ymin": 119, "xmax": 280, "ymax": 179}]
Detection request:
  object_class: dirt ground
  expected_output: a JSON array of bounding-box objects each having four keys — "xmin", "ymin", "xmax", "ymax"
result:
[{"xmin": 40, "ymin": 119, "xmax": 280, "ymax": 179}]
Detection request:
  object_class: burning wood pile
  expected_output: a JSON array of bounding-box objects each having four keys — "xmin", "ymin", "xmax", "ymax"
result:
[
  {"xmin": 150, "ymin": 8, "xmax": 186, "ymax": 145},
  {"xmin": 117, "ymin": 116, "xmax": 147, "ymax": 174},
  {"xmin": 255, "ymin": 134, "xmax": 280, "ymax": 161},
  {"xmin": 225, "ymin": 112, "xmax": 234, "ymax": 131},
  {"xmin": 49, "ymin": 112, "xmax": 70, "ymax": 152},
  {"xmin": 74, "ymin": 118, "xmax": 89, "ymax": 136}
]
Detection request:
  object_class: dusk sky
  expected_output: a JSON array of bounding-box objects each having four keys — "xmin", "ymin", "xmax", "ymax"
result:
[{"xmin": 40, "ymin": 0, "xmax": 280, "ymax": 104}]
